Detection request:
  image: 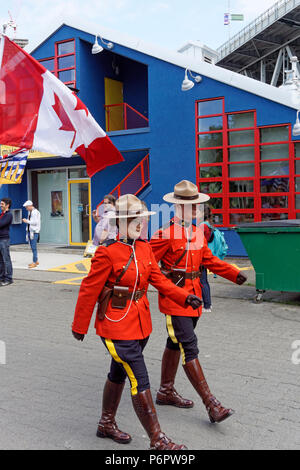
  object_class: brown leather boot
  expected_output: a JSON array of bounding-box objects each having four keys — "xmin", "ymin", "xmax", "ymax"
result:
[
  {"xmin": 156, "ymin": 348, "xmax": 194, "ymax": 408},
  {"xmin": 183, "ymin": 358, "xmax": 234, "ymax": 423},
  {"xmin": 96, "ymin": 379, "xmax": 132, "ymax": 444},
  {"xmin": 132, "ymin": 389, "xmax": 187, "ymax": 450}
]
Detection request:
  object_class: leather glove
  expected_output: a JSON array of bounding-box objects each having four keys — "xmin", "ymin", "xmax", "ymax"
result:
[
  {"xmin": 185, "ymin": 294, "xmax": 202, "ymax": 309},
  {"xmin": 72, "ymin": 330, "xmax": 85, "ymax": 341},
  {"xmin": 236, "ymin": 272, "xmax": 247, "ymax": 285}
]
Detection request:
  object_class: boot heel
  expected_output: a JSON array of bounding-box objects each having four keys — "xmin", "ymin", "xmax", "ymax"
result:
[
  {"xmin": 209, "ymin": 415, "xmax": 215, "ymax": 424},
  {"xmin": 96, "ymin": 428, "xmax": 106, "ymax": 438},
  {"xmin": 155, "ymin": 399, "xmax": 165, "ymax": 406}
]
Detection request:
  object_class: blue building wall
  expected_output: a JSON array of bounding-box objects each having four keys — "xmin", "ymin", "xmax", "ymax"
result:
[{"xmin": 1, "ymin": 24, "xmax": 297, "ymax": 254}]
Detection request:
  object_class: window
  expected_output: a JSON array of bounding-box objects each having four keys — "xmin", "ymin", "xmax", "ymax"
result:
[
  {"xmin": 196, "ymin": 98, "xmax": 298, "ymax": 225},
  {"xmin": 197, "ymin": 99, "xmax": 223, "ymax": 116},
  {"xmin": 56, "ymin": 40, "xmax": 76, "ymax": 88},
  {"xmin": 227, "ymin": 112, "xmax": 254, "ymax": 129},
  {"xmin": 198, "ymin": 148, "xmax": 223, "ymax": 164},
  {"xmin": 38, "ymin": 39, "xmax": 76, "ymax": 88},
  {"xmin": 39, "ymin": 58, "xmax": 55, "ymax": 72}
]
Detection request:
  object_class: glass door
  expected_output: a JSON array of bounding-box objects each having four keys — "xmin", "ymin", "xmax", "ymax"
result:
[{"xmin": 68, "ymin": 179, "xmax": 91, "ymax": 245}]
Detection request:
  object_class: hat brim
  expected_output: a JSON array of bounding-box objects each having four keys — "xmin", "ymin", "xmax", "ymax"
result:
[
  {"xmin": 163, "ymin": 193, "xmax": 210, "ymax": 204},
  {"xmin": 104, "ymin": 210, "xmax": 156, "ymax": 219}
]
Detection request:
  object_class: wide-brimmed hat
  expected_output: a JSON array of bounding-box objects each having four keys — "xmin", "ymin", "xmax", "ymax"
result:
[
  {"xmin": 105, "ymin": 194, "xmax": 156, "ymax": 219},
  {"xmin": 163, "ymin": 180, "xmax": 210, "ymax": 204}
]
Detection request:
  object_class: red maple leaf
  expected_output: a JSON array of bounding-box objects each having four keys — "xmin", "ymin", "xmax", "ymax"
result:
[
  {"xmin": 74, "ymin": 94, "xmax": 89, "ymax": 116},
  {"xmin": 52, "ymin": 93, "xmax": 77, "ymax": 148}
]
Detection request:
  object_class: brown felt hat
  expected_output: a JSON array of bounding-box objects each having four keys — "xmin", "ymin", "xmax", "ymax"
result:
[
  {"xmin": 104, "ymin": 194, "xmax": 156, "ymax": 218},
  {"xmin": 163, "ymin": 180, "xmax": 210, "ymax": 204}
]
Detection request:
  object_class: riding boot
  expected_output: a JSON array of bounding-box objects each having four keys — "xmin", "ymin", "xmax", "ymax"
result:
[
  {"xmin": 156, "ymin": 348, "xmax": 194, "ymax": 408},
  {"xmin": 132, "ymin": 388, "xmax": 187, "ymax": 450},
  {"xmin": 96, "ymin": 378, "xmax": 132, "ymax": 443},
  {"xmin": 183, "ymin": 358, "xmax": 234, "ymax": 423}
]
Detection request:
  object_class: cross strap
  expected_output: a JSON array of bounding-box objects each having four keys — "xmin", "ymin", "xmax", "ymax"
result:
[{"xmin": 115, "ymin": 251, "xmax": 134, "ymax": 284}]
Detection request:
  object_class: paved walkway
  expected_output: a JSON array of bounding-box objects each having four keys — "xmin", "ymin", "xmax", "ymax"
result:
[{"xmin": 0, "ymin": 247, "xmax": 299, "ymax": 450}]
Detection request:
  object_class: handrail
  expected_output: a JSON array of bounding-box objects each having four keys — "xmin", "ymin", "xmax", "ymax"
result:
[
  {"xmin": 104, "ymin": 102, "xmax": 149, "ymax": 131},
  {"xmin": 96, "ymin": 153, "xmax": 150, "ymax": 211},
  {"xmin": 217, "ymin": 0, "xmax": 300, "ymax": 60}
]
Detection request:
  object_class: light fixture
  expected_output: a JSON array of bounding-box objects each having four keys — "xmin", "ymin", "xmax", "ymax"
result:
[
  {"xmin": 181, "ymin": 68, "xmax": 202, "ymax": 91},
  {"xmin": 293, "ymin": 110, "xmax": 300, "ymax": 136},
  {"xmin": 92, "ymin": 34, "xmax": 114, "ymax": 54}
]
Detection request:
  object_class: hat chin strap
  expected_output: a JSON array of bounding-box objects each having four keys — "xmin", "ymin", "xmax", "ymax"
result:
[
  {"xmin": 175, "ymin": 204, "xmax": 193, "ymax": 223},
  {"xmin": 118, "ymin": 222, "xmax": 142, "ymax": 240}
]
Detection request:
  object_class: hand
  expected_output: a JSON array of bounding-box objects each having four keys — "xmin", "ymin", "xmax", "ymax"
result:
[
  {"xmin": 22, "ymin": 218, "xmax": 27, "ymax": 223},
  {"xmin": 72, "ymin": 330, "xmax": 85, "ymax": 341},
  {"xmin": 236, "ymin": 272, "xmax": 247, "ymax": 285},
  {"xmin": 185, "ymin": 294, "xmax": 202, "ymax": 309}
]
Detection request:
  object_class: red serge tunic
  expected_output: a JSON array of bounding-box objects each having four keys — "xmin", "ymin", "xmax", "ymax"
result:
[
  {"xmin": 72, "ymin": 239, "xmax": 189, "ymax": 340},
  {"xmin": 150, "ymin": 218, "xmax": 240, "ymax": 318}
]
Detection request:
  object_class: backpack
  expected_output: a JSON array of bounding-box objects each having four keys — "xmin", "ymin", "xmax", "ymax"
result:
[{"xmin": 204, "ymin": 222, "xmax": 228, "ymax": 260}]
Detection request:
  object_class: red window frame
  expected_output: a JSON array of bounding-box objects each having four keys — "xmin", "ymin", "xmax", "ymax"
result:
[
  {"xmin": 55, "ymin": 39, "xmax": 76, "ymax": 88},
  {"xmin": 196, "ymin": 97, "xmax": 299, "ymax": 226},
  {"xmin": 38, "ymin": 39, "xmax": 76, "ymax": 88}
]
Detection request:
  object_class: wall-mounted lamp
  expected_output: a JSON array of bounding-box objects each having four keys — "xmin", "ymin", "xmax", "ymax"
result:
[
  {"xmin": 293, "ymin": 110, "xmax": 300, "ymax": 136},
  {"xmin": 92, "ymin": 34, "xmax": 114, "ymax": 54},
  {"xmin": 181, "ymin": 68, "xmax": 202, "ymax": 91}
]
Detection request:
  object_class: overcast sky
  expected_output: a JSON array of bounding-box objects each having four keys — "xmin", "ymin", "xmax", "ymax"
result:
[{"xmin": 0, "ymin": 0, "xmax": 279, "ymax": 53}]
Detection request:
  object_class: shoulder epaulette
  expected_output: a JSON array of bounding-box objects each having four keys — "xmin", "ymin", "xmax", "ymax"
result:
[
  {"xmin": 102, "ymin": 239, "xmax": 118, "ymax": 247},
  {"xmin": 160, "ymin": 219, "xmax": 175, "ymax": 231}
]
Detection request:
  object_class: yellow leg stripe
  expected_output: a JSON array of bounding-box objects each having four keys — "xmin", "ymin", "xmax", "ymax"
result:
[
  {"xmin": 179, "ymin": 343, "xmax": 186, "ymax": 365},
  {"xmin": 166, "ymin": 315, "xmax": 178, "ymax": 344},
  {"xmin": 105, "ymin": 339, "xmax": 138, "ymax": 396},
  {"xmin": 166, "ymin": 315, "xmax": 185, "ymax": 365}
]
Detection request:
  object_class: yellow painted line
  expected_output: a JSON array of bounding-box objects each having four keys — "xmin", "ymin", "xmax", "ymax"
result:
[
  {"xmin": 208, "ymin": 264, "xmax": 254, "ymax": 274},
  {"xmin": 52, "ymin": 275, "xmax": 86, "ymax": 285},
  {"xmin": 229, "ymin": 263, "xmax": 253, "ymax": 271},
  {"xmin": 48, "ymin": 258, "xmax": 91, "ymax": 274}
]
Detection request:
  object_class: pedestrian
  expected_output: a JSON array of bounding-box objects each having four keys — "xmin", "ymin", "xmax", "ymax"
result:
[
  {"xmin": 92, "ymin": 194, "xmax": 117, "ymax": 246},
  {"xmin": 150, "ymin": 180, "xmax": 247, "ymax": 423},
  {"xmin": 0, "ymin": 197, "xmax": 13, "ymax": 286},
  {"xmin": 71, "ymin": 194, "xmax": 202, "ymax": 450},
  {"xmin": 22, "ymin": 200, "xmax": 41, "ymax": 268},
  {"xmin": 200, "ymin": 205, "xmax": 214, "ymax": 312}
]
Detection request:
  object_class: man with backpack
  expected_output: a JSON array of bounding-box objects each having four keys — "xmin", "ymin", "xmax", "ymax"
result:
[
  {"xmin": 150, "ymin": 180, "xmax": 247, "ymax": 424},
  {"xmin": 200, "ymin": 206, "xmax": 229, "ymax": 312}
]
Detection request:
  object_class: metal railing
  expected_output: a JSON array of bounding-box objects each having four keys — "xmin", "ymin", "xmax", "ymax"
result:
[
  {"xmin": 96, "ymin": 153, "xmax": 150, "ymax": 210},
  {"xmin": 217, "ymin": 0, "xmax": 300, "ymax": 61},
  {"xmin": 104, "ymin": 102, "xmax": 149, "ymax": 132}
]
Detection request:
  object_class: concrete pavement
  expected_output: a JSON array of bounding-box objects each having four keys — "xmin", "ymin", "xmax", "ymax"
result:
[{"xmin": 0, "ymin": 247, "xmax": 299, "ymax": 450}]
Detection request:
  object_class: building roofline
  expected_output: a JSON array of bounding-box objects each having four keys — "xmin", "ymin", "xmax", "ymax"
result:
[{"xmin": 29, "ymin": 20, "xmax": 300, "ymax": 111}]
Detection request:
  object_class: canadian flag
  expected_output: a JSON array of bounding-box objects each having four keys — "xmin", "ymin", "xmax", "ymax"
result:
[{"xmin": 0, "ymin": 35, "xmax": 124, "ymax": 177}]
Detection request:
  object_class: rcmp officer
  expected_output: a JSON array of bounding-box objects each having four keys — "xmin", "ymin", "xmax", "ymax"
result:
[
  {"xmin": 71, "ymin": 194, "xmax": 202, "ymax": 450},
  {"xmin": 150, "ymin": 180, "xmax": 247, "ymax": 424}
]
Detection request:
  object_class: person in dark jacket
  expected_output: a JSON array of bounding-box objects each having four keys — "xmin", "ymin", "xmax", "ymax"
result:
[{"xmin": 0, "ymin": 198, "xmax": 13, "ymax": 286}]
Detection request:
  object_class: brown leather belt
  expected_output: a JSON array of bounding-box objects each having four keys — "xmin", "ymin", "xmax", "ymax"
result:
[
  {"xmin": 185, "ymin": 270, "xmax": 202, "ymax": 280},
  {"xmin": 162, "ymin": 269, "xmax": 202, "ymax": 280}
]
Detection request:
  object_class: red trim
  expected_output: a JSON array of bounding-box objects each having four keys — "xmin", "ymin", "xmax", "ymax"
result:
[
  {"xmin": 55, "ymin": 39, "xmax": 76, "ymax": 87},
  {"xmin": 104, "ymin": 103, "xmax": 149, "ymax": 131},
  {"xmin": 96, "ymin": 154, "xmax": 150, "ymax": 210},
  {"xmin": 196, "ymin": 98, "xmax": 298, "ymax": 226}
]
